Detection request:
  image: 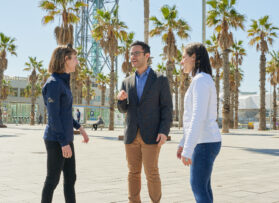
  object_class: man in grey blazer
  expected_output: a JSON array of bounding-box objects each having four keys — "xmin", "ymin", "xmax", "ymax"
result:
[{"xmin": 117, "ymin": 41, "xmax": 172, "ymax": 203}]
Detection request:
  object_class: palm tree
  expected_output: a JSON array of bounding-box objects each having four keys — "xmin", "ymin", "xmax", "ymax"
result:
[
  {"xmin": 1, "ymin": 80, "xmax": 12, "ymax": 101},
  {"xmin": 156, "ymin": 62, "xmax": 166, "ymax": 75},
  {"xmin": 39, "ymin": 0, "xmax": 87, "ymax": 45},
  {"xmin": 119, "ymin": 32, "xmax": 134, "ymax": 77},
  {"xmin": 82, "ymin": 86, "xmax": 95, "ymax": 106},
  {"xmin": 0, "ymin": 33, "xmax": 17, "ymax": 127},
  {"xmin": 23, "ymin": 57, "xmax": 43, "ymax": 125},
  {"xmin": 150, "ymin": 5, "xmax": 191, "ymax": 95},
  {"xmin": 175, "ymin": 47, "xmax": 191, "ymax": 128},
  {"xmin": 144, "ymin": 0, "xmax": 149, "ymax": 44},
  {"xmin": 71, "ymin": 46, "xmax": 86, "ymax": 104},
  {"xmin": 24, "ymin": 83, "xmax": 42, "ymax": 125},
  {"xmin": 92, "ymin": 7, "xmax": 127, "ymax": 130},
  {"xmin": 206, "ymin": 34, "xmax": 223, "ymax": 119},
  {"xmin": 207, "ymin": 0, "xmax": 245, "ymax": 133},
  {"xmin": 247, "ymin": 16, "xmax": 278, "ymax": 130},
  {"xmin": 266, "ymin": 50, "xmax": 279, "ymax": 129},
  {"xmin": 231, "ymin": 40, "xmax": 246, "ymax": 129},
  {"xmin": 80, "ymin": 67, "xmax": 94, "ymax": 105},
  {"xmin": 173, "ymin": 67, "xmax": 180, "ymax": 122},
  {"xmin": 179, "ymin": 70, "xmax": 191, "ymax": 128},
  {"xmin": 95, "ymin": 73, "xmax": 110, "ymax": 106},
  {"xmin": 38, "ymin": 68, "xmax": 50, "ymax": 124},
  {"xmin": 229, "ymin": 64, "xmax": 236, "ymax": 129},
  {"xmin": 0, "ymin": 79, "xmax": 13, "ymax": 125}
]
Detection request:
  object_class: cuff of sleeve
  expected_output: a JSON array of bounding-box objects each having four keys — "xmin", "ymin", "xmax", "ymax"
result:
[
  {"xmin": 59, "ymin": 140, "xmax": 69, "ymax": 147},
  {"xmin": 58, "ymin": 135, "xmax": 68, "ymax": 147},
  {"xmin": 118, "ymin": 99, "xmax": 127, "ymax": 104},
  {"xmin": 158, "ymin": 132, "xmax": 168, "ymax": 137},
  {"xmin": 182, "ymin": 148, "xmax": 193, "ymax": 159}
]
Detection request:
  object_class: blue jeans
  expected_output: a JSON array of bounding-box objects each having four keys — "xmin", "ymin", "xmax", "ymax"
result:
[{"xmin": 190, "ymin": 142, "xmax": 221, "ymax": 203}]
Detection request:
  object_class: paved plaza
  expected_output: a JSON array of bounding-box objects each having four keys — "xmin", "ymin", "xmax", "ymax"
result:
[{"xmin": 0, "ymin": 125, "xmax": 279, "ymax": 203}]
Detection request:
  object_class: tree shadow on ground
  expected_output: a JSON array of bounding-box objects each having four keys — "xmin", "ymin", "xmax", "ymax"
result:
[
  {"xmin": 88, "ymin": 135, "xmax": 119, "ymax": 141},
  {"xmin": 0, "ymin": 135, "xmax": 18, "ymax": 138},
  {"xmin": 223, "ymin": 132, "xmax": 276, "ymax": 137},
  {"xmin": 222, "ymin": 145, "xmax": 279, "ymax": 156}
]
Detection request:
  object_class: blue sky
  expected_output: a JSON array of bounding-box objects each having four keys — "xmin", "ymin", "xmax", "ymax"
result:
[{"xmin": 1, "ymin": 0, "xmax": 279, "ymax": 93}]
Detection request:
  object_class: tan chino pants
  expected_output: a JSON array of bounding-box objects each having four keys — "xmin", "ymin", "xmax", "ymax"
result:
[{"xmin": 125, "ymin": 130, "xmax": 161, "ymax": 203}]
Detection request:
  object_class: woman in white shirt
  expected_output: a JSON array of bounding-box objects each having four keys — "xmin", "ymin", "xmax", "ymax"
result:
[{"xmin": 177, "ymin": 42, "xmax": 221, "ymax": 203}]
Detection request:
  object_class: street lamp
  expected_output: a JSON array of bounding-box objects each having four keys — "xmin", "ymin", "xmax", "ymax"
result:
[{"xmin": 202, "ymin": 0, "xmax": 206, "ymax": 44}]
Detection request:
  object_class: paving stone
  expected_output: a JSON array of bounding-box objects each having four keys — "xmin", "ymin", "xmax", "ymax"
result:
[{"xmin": 0, "ymin": 125, "xmax": 278, "ymax": 202}]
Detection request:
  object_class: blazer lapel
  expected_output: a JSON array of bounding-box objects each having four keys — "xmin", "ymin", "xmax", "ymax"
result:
[
  {"xmin": 139, "ymin": 68, "xmax": 155, "ymax": 104},
  {"xmin": 128, "ymin": 73, "xmax": 138, "ymax": 104}
]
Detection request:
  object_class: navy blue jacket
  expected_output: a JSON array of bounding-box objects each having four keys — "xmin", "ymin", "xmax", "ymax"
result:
[{"xmin": 42, "ymin": 73, "xmax": 80, "ymax": 146}]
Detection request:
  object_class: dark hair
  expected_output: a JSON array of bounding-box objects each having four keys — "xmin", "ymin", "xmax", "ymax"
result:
[
  {"xmin": 184, "ymin": 42, "xmax": 212, "ymax": 77},
  {"xmin": 131, "ymin": 41, "xmax": 150, "ymax": 54},
  {"xmin": 48, "ymin": 44, "xmax": 77, "ymax": 73}
]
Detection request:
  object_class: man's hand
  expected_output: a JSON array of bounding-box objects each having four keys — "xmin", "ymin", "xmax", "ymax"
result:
[
  {"xmin": 117, "ymin": 90, "xmax": 128, "ymax": 101},
  {"xmin": 177, "ymin": 146, "xmax": 183, "ymax": 159},
  {"xmin": 79, "ymin": 127, "xmax": 89, "ymax": 143},
  {"xmin": 156, "ymin": 133, "xmax": 167, "ymax": 147},
  {"xmin": 181, "ymin": 156, "xmax": 192, "ymax": 166},
  {"xmin": 62, "ymin": 145, "xmax": 72, "ymax": 158}
]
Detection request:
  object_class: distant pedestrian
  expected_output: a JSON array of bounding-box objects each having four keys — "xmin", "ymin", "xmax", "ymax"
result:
[
  {"xmin": 38, "ymin": 114, "xmax": 43, "ymax": 125},
  {"xmin": 177, "ymin": 42, "xmax": 222, "ymax": 203},
  {"xmin": 76, "ymin": 109, "xmax": 81, "ymax": 123},
  {"xmin": 41, "ymin": 44, "xmax": 89, "ymax": 203}
]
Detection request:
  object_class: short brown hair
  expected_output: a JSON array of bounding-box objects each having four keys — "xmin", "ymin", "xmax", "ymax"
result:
[{"xmin": 48, "ymin": 44, "xmax": 77, "ymax": 73}]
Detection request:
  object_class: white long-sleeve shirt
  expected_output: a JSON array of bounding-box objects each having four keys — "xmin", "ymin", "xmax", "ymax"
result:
[{"xmin": 179, "ymin": 72, "xmax": 222, "ymax": 159}]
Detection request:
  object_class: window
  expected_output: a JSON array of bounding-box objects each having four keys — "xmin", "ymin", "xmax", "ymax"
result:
[
  {"xmin": 20, "ymin": 88, "xmax": 25, "ymax": 97},
  {"xmin": 11, "ymin": 88, "xmax": 18, "ymax": 97}
]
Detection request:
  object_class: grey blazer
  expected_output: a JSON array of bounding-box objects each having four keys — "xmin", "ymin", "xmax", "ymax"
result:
[{"xmin": 117, "ymin": 68, "xmax": 173, "ymax": 144}]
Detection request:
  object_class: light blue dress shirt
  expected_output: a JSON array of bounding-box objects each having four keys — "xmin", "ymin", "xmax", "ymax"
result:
[{"xmin": 135, "ymin": 67, "xmax": 151, "ymax": 101}]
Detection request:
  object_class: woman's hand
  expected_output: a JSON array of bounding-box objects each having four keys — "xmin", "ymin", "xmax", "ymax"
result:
[
  {"xmin": 79, "ymin": 127, "xmax": 89, "ymax": 143},
  {"xmin": 177, "ymin": 146, "xmax": 183, "ymax": 159},
  {"xmin": 62, "ymin": 145, "xmax": 72, "ymax": 158},
  {"xmin": 181, "ymin": 156, "xmax": 192, "ymax": 166}
]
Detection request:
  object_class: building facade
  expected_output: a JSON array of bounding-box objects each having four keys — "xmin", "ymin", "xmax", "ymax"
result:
[{"xmin": 1, "ymin": 75, "xmax": 116, "ymax": 125}]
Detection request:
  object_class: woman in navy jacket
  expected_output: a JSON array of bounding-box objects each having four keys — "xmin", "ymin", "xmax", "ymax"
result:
[{"xmin": 41, "ymin": 44, "xmax": 89, "ymax": 203}]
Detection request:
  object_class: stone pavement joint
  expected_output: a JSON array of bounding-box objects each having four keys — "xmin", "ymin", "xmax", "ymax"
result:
[{"xmin": 0, "ymin": 125, "xmax": 278, "ymax": 203}]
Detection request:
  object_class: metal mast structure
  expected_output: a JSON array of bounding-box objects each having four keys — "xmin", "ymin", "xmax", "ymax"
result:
[{"xmin": 74, "ymin": 0, "xmax": 119, "ymax": 75}]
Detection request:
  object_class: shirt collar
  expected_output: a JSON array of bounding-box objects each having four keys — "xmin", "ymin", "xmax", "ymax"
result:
[{"xmin": 136, "ymin": 66, "xmax": 150, "ymax": 78}]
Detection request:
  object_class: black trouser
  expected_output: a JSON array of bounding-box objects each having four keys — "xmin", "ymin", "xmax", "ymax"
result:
[
  {"xmin": 92, "ymin": 124, "xmax": 98, "ymax": 130},
  {"xmin": 41, "ymin": 140, "xmax": 76, "ymax": 203}
]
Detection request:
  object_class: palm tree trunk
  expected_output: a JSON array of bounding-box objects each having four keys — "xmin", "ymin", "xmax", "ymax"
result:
[
  {"xmin": 144, "ymin": 0, "xmax": 149, "ymax": 44},
  {"xmin": 101, "ymin": 87, "xmax": 105, "ymax": 106},
  {"xmin": 109, "ymin": 56, "xmax": 115, "ymax": 130},
  {"xmin": 70, "ymin": 72, "xmax": 78, "ymax": 104},
  {"xmin": 222, "ymin": 49, "xmax": 230, "ymax": 133},
  {"xmin": 229, "ymin": 91, "xmax": 234, "ymax": 129},
  {"xmin": 234, "ymin": 66, "xmax": 240, "ymax": 129},
  {"xmin": 86, "ymin": 88, "xmax": 90, "ymax": 105},
  {"xmin": 166, "ymin": 60, "xmax": 174, "ymax": 95},
  {"xmin": 272, "ymin": 84, "xmax": 277, "ymax": 130},
  {"xmin": 174, "ymin": 77, "xmax": 179, "ymax": 121},
  {"xmin": 0, "ymin": 69, "xmax": 4, "ymax": 126},
  {"xmin": 215, "ymin": 67, "xmax": 220, "ymax": 120},
  {"xmin": 259, "ymin": 53, "xmax": 266, "ymax": 130},
  {"xmin": 30, "ymin": 81, "xmax": 35, "ymax": 125},
  {"xmin": 179, "ymin": 73, "xmax": 190, "ymax": 128}
]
